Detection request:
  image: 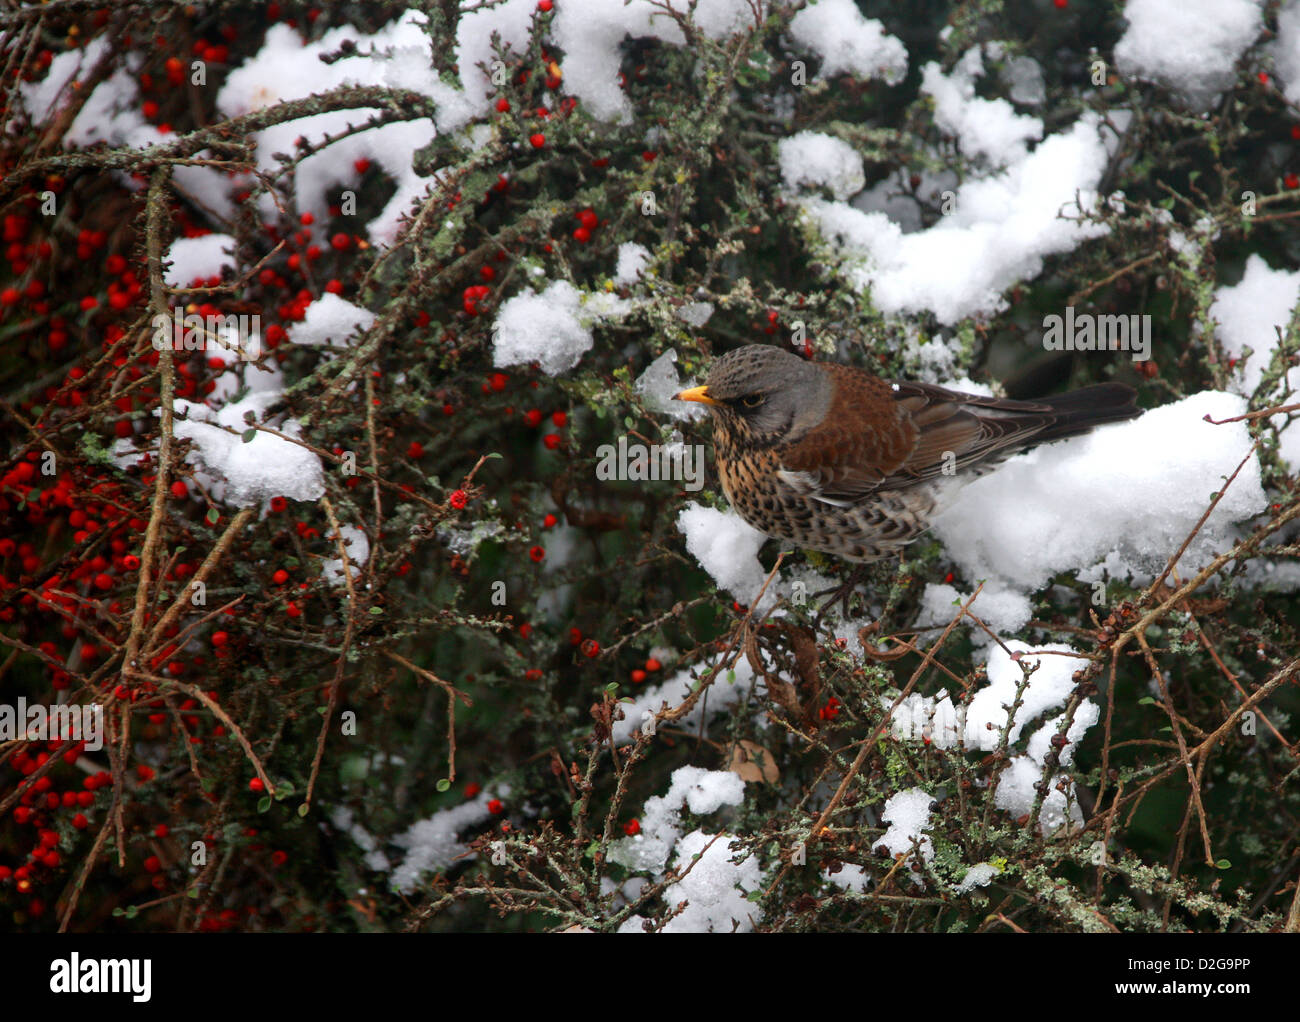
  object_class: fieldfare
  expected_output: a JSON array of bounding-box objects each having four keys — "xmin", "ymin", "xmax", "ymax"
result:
[{"xmin": 674, "ymin": 344, "xmax": 1139, "ymax": 570}]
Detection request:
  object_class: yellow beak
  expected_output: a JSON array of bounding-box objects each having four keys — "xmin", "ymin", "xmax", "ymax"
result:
[{"xmin": 673, "ymin": 385, "xmax": 721, "ymax": 407}]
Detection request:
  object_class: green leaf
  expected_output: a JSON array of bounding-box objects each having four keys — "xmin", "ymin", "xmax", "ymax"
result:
[
  {"xmin": 205, "ymin": 507, "xmax": 219, "ymax": 526},
  {"xmin": 436, "ymin": 778, "xmax": 451, "ymax": 792},
  {"xmin": 604, "ymin": 682, "xmax": 619, "ymax": 694},
  {"xmin": 242, "ymin": 428, "xmax": 257, "ymax": 443},
  {"xmin": 257, "ymin": 796, "xmax": 272, "ymax": 813},
  {"xmin": 369, "ymin": 606, "xmax": 384, "ymax": 615},
  {"xmin": 1215, "ymin": 859, "xmax": 1232, "ymax": 870},
  {"xmin": 297, "ymin": 803, "xmax": 310, "ymax": 818}
]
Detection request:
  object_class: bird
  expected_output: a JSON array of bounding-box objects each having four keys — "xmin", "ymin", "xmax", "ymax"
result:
[{"xmin": 673, "ymin": 344, "xmax": 1139, "ymax": 589}]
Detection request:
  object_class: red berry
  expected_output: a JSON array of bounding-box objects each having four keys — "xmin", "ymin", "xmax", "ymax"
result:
[
  {"xmin": 169, "ymin": 480, "xmax": 188, "ymax": 499},
  {"xmin": 623, "ymin": 819, "xmax": 640, "ymax": 836},
  {"xmin": 542, "ymin": 513, "xmax": 558, "ymax": 529},
  {"xmin": 581, "ymin": 638, "xmax": 600, "ymax": 658},
  {"xmin": 645, "ymin": 657, "xmax": 662, "ymax": 672},
  {"xmin": 529, "ymin": 545, "xmax": 545, "ymax": 562},
  {"xmin": 249, "ymin": 778, "xmax": 264, "ymax": 792},
  {"xmin": 529, "ymin": 133, "xmax": 546, "ymax": 148},
  {"xmin": 487, "ymin": 798, "xmax": 504, "ymax": 814}
]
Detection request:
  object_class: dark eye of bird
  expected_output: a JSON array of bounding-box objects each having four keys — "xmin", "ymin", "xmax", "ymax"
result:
[{"xmin": 740, "ymin": 394, "xmax": 765, "ymax": 409}]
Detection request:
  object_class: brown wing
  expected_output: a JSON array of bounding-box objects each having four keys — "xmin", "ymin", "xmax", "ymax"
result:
[
  {"xmin": 774, "ymin": 365, "xmax": 918, "ymax": 502},
  {"xmin": 882, "ymin": 381, "xmax": 1063, "ymax": 489},
  {"xmin": 775, "ymin": 368, "xmax": 1063, "ymax": 503}
]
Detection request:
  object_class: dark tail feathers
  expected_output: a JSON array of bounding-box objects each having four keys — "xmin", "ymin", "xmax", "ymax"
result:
[{"xmin": 1035, "ymin": 382, "xmax": 1140, "ymax": 443}]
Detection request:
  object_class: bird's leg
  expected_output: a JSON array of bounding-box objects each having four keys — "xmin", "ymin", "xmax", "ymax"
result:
[{"xmin": 812, "ymin": 565, "xmax": 868, "ymax": 620}]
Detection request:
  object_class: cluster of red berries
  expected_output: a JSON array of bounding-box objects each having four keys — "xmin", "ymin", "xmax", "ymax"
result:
[
  {"xmin": 629, "ymin": 657, "xmax": 662, "ymax": 685},
  {"xmin": 463, "ymin": 284, "xmax": 491, "ymax": 316},
  {"xmin": 3, "ymin": 739, "xmax": 141, "ymax": 913},
  {"xmin": 573, "ymin": 208, "xmax": 600, "ymax": 244}
]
